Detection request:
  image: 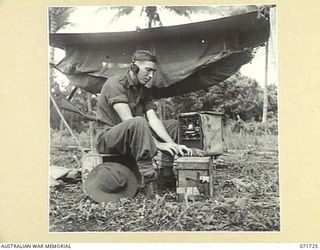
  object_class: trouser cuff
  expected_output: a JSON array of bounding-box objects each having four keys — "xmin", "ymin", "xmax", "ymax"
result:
[{"xmin": 137, "ymin": 160, "xmax": 155, "ymax": 177}]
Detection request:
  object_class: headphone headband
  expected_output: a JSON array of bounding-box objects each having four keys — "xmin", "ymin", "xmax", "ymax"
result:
[{"xmin": 131, "ymin": 50, "xmax": 157, "ymax": 63}]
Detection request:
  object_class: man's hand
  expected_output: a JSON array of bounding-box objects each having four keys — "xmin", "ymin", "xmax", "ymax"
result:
[
  {"xmin": 157, "ymin": 142, "xmax": 179, "ymax": 156},
  {"xmin": 157, "ymin": 142, "xmax": 193, "ymax": 157},
  {"xmin": 177, "ymin": 144, "xmax": 193, "ymax": 157}
]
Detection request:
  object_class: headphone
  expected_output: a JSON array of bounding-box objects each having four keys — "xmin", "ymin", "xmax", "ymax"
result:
[
  {"xmin": 130, "ymin": 50, "xmax": 157, "ymax": 74},
  {"xmin": 130, "ymin": 59, "xmax": 140, "ymax": 74}
]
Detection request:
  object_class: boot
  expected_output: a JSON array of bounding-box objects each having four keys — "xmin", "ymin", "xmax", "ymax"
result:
[
  {"xmin": 159, "ymin": 167, "xmax": 176, "ymax": 190},
  {"xmin": 160, "ymin": 153, "xmax": 176, "ymax": 190},
  {"xmin": 143, "ymin": 175, "xmax": 158, "ymax": 199}
]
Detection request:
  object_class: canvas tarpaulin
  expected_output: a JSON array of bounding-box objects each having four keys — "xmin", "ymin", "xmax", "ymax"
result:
[{"xmin": 50, "ymin": 11, "xmax": 270, "ymax": 98}]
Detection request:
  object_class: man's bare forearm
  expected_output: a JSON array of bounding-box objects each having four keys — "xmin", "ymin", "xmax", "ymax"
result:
[{"xmin": 146, "ymin": 109, "xmax": 174, "ymax": 143}]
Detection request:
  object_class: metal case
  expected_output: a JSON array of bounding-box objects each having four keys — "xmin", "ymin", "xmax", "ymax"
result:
[{"xmin": 178, "ymin": 111, "xmax": 224, "ymax": 156}]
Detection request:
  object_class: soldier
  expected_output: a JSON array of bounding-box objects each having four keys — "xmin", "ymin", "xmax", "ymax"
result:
[{"xmin": 95, "ymin": 50, "xmax": 192, "ymax": 198}]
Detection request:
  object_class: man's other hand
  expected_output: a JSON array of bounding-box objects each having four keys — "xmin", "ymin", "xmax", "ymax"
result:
[
  {"xmin": 157, "ymin": 142, "xmax": 179, "ymax": 156},
  {"xmin": 177, "ymin": 144, "xmax": 193, "ymax": 157},
  {"xmin": 157, "ymin": 143, "xmax": 193, "ymax": 157}
]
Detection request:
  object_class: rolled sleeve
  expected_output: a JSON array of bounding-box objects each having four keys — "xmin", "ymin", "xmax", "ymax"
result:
[
  {"xmin": 144, "ymin": 100, "xmax": 157, "ymax": 112},
  {"xmin": 108, "ymin": 94, "xmax": 128, "ymax": 106},
  {"xmin": 103, "ymin": 79, "xmax": 129, "ymax": 106}
]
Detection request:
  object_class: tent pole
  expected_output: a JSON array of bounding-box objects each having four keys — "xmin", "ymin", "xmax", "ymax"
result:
[
  {"xmin": 261, "ymin": 6, "xmax": 272, "ymax": 134},
  {"xmin": 58, "ymin": 86, "xmax": 78, "ymax": 145},
  {"xmin": 58, "ymin": 113, "xmax": 64, "ymax": 146},
  {"xmin": 50, "ymin": 94, "xmax": 83, "ymax": 153},
  {"xmin": 87, "ymin": 92, "xmax": 95, "ymax": 152}
]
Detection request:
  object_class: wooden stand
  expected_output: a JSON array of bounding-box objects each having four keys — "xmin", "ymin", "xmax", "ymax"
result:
[{"xmin": 176, "ymin": 156, "xmax": 215, "ymax": 201}]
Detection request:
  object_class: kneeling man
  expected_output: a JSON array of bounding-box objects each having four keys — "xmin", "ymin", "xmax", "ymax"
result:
[{"xmin": 95, "ymin": 50, "xmax": 192, "ymax": 198}]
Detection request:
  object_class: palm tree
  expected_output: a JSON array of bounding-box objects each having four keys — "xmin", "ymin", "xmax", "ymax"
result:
[
  {"xmin": 49, "ymin": 7, "xmax": 75, "ymax": 33},
  {"xmin": 262, "ymin": 40, "xmax": 269, "ymax": 127},
  {"xmin": 98, "ymin": 5, "xmax": 260, "ymax": 30},
  {"xmin": 139, "ymin": 6, "xmax": 262, "ymax": 33}
]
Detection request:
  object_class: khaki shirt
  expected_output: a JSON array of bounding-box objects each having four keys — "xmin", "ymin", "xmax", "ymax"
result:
[{"xmin": 96, "ymin": 73, "xmax": 156, "ymax": 130}]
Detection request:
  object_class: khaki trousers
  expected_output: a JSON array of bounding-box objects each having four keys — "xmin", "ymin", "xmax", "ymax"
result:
[{"xmin": 96, "ymin": 117, "xmax": 179, "ymax": 177}]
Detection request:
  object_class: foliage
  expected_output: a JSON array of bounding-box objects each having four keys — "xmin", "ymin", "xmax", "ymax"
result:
[
  {"xmin": 226, "ymin": 118, "xmax": 278, "ymax": 136},
  {"xmin": 103, "ymin": 5, "xmax": 262, "ymax": 27},
  {"xmin": 50, "ymin": 129, "xmax": 91, "ymax": 149},
  {"xmin": 165, "ymin": 5, "xmax": 259, "ymax": 19},
  {"xmin": 50, "ymin": 70, "xmax": 97, "ymax": 133},
  {"xmin": 49, "ymin": 7, "xmax": 75, "ymax": 33},
  {"xmin": 224, "ymin": 130, "xmax": 277, "ymax": 151},
  {"xmin": 166, "ymin": 73, "xmax": 278, "ymax": 122}
]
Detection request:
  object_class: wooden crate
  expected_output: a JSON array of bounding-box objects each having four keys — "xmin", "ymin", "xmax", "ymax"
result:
[{"xmin": 176, "ymin": 156, "xmax": 214, "ymax": 201}]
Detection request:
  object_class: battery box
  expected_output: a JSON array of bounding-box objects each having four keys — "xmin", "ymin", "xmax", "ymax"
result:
[{"xmin": 176, "ymin": 156, "xmax": 214, "ymax": 201}]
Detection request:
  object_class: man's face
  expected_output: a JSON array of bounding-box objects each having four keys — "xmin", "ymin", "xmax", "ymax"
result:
[{"xmin": 135, "ymin": 61, "xmax": 157, "ymax": 88}]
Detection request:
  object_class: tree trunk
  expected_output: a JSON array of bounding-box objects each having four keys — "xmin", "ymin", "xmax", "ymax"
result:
[{"xmin": 262, "ymin": 40, "xmax": 269, "ymax": 131}]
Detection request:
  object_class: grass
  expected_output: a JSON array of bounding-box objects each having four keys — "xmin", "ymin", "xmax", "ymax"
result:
[
  {"xmin": 224, "ymin": 133, "xmax": 278, "ymax": 150},
  {"xmin": 49, "ymin": 130, "xmax": 279, "ymax": 232},
  {"xmin": 50, "ymin": 129, "xmax": 91, "ymax": 148},
  {"xmin": 223, "ymin": 121, "xmax": 278, "ymax": 150}
]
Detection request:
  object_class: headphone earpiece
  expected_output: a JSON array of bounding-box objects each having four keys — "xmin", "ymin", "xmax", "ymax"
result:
[{"xmin": 130, "ymin": 60, "xmax": 140, "ymax": 74}]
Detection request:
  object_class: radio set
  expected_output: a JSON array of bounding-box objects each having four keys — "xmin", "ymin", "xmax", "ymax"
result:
[
  {"xmin": 178, "ymin": 111, "xmax": 224, "ymax": 157},
  {"xmin": 176, "ymin": 111, "xmax": 224, "ymax": 200}
]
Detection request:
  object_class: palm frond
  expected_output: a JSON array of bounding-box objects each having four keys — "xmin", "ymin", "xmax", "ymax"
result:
[
  {"xmin": 107, "ymin": 6, "xmax": 135, "ymax": 24},
  {"xmin": 164, "ymin": 6, "xmax": 192, "ymax": 19},
  {"xmin": 49, "ymin": 7, "xmax": 76, "ymax": 32},
  {"xmin": 221, "ymin": 5, "xmax": 259, "ymax": 16},
  {"xmin": 164, "ymin": 6, "xmax": 224, "ymax": 18},
  {"xmin": 164, "ymin": 5, "xmax": 259, "ymax": 19},
  {"xmin": 110, "ymin": 6, "xmax": 135, "ymax": 14},
  {"xmin": 95, "ymin": 6, "xmax": 111, "ymax": 14}
]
